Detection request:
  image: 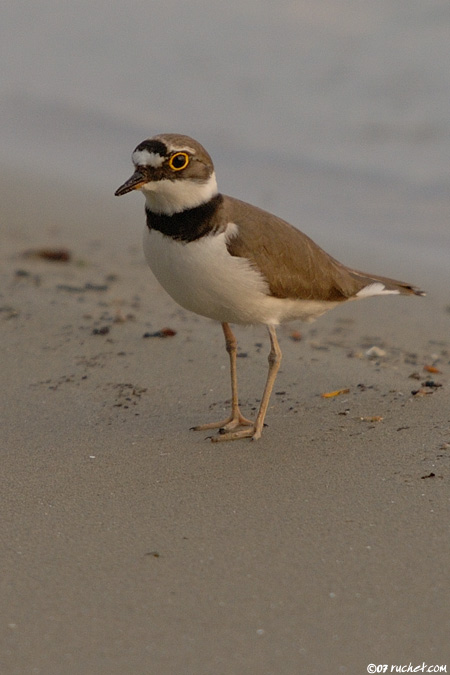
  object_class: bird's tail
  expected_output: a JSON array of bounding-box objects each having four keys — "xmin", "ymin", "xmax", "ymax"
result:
[{"xmin": 350, "ymin": 269, "xmax": 426, "ymax": 298}]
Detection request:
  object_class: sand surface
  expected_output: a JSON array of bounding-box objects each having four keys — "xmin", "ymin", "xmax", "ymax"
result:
[{"xmin": 1, "ymin": 170, "xmax": 449, "ymax": 674}]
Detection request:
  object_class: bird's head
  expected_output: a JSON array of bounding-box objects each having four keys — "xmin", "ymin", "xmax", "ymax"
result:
[{"xmin": 115, "ymin": 133, "xmax": 218, "ymax": 215}]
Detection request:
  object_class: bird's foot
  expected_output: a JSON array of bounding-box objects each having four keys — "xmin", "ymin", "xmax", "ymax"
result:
[
  {"xmin": 191, "ymin": 411, "xmax": 253, "ymax": 434},
  {"xmin": 210, "ymin": 424, "xmax": 262, "ymax": 443}
]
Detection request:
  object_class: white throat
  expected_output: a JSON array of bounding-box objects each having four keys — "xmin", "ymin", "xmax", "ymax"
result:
[{"xmin": 141, "ymin": 172, "xmax": 218, "ymax": 215}]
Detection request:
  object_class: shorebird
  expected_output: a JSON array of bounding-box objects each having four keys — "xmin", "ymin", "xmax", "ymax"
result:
[{"xmin": 115, "ymin": 133, "xmax": 424, "ymax": 442}]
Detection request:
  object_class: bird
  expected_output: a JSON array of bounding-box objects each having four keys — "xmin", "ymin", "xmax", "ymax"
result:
[{"xmin": 115, "ymin": 133, "xmax": 424, "ymax": 442}]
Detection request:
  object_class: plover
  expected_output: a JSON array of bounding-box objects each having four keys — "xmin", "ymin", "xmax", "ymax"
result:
[{"xmin": 115, "ymin": 133, "xmax": 424, "ymax": 442}]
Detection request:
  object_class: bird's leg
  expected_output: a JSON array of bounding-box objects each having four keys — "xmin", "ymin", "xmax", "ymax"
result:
[
  {"xmin": 211, "ymin": 325, "xmax": 282, "ymax": 442},
  {"xmin": 191, "ymin": 322, "xmax": 253, "ymax": 433}
]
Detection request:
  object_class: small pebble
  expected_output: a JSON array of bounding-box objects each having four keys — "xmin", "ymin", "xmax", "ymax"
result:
[{"xmin": 365, "ymin": 346, "xmax": 386, "ymax": 358}]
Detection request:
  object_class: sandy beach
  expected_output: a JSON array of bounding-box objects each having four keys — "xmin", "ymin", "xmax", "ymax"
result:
[
  {"xmin": 2, "ymin": 1, "xmax": 450, "ymax": 672},
  {"xmin": 1, "ymin": 167, "xmax": 449, "ymax": 674}
]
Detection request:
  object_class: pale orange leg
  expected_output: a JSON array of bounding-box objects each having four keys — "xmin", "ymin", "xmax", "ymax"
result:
[
  {"xmin": 191, "ymin": 322, "xmax": 253, "ymax": 434},
  {"xmin": 211, "ymin": 325, "xmax": 282, "ymax": 442}
]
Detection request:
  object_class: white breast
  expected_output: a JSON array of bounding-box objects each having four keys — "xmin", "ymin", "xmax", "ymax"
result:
[
  {"xmin": 143, "ymin": 224, "xmax": 338, "ymax": 325},
  {"xmin": 143, "ymin": 224, "xmax": 267, "ymax": 323}
]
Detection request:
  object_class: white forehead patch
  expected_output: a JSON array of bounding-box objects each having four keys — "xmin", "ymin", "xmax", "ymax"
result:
[{"xmin": 132, "ymin": 149, "xmax": 165, "ymax": 168}]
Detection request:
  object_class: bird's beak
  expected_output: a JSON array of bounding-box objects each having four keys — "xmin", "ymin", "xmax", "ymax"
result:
[{"xmin": 114, "ymin": 170, "xmax": 147, "ymax": 196}]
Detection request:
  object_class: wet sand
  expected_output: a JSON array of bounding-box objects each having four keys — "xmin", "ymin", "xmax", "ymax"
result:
[{"xmin": 1, "ymin": 172, "xmax": 449, "ymax": 674}]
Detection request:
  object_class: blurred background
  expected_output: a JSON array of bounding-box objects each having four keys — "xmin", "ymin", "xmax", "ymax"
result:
[{"xmin": 1, "ymin": 0, "xmax": 449, "ymax": 284}]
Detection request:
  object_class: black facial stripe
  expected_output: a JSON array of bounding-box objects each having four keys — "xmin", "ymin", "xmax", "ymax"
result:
[
  {"xmin": 134, "ymin": 139, "xmax": 168, "ymax": 156},
  {"xmin": 146, "ymin": 194, "xmax": 224, "ymax": 243}
]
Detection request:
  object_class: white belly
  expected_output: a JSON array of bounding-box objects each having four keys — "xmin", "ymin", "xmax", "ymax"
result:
[{"xmin": 143, "ymin": 227, "xmax": 336, "ymax": 325}]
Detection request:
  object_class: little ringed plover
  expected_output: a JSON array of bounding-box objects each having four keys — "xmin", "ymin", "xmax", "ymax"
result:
[{"xmin": 115, "ymin": 133, "xmax": 424, "ymax": 442}]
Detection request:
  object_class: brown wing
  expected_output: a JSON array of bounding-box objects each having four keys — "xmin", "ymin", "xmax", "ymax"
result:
[
  {"xmin": 223, "ymin": 196, "xmax": 364, "ymax": 301},
  {"xmin": 223, "ymin": 196, "xmax": 424, "ymax": 300}
]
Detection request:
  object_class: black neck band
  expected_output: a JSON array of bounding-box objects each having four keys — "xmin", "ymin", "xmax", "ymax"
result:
[{"xmin": 145, "ymin": 194, "xmax": 223, "ymax": 243}]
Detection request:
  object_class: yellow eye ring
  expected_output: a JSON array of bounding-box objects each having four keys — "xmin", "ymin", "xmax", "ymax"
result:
[{"xmin": 168, "ymin": 152, "xmax": 190, "ymax": 171}]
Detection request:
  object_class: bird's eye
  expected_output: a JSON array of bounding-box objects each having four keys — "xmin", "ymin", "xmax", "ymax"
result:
[{"xmin": 168, "ymin": 152, "xmax": 190, "ymax": 171}]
